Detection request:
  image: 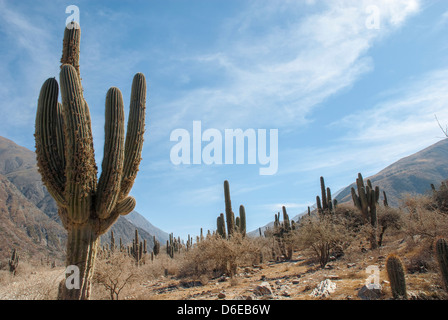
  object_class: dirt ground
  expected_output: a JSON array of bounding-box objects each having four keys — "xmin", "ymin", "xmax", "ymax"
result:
[{"xmin": 1, "ymin": 238, "xmax": 446, "ymax": 301}]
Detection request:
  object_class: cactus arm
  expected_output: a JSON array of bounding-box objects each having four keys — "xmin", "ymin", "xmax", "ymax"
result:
[
  {"xmin": 61, "ymin": 22, "xmax": 81, "ymax": 76},
  {"xmin": 35, "ymin": 78, "xmax": 66, "ymax": 206},
  {"xmin": 239, "ymin": 205, "xmax": 246, "ymax": 237},
  {"xmin": 96, "ymin": 87, "xmax": 125, "ymax": 218},
  {"xmin": 224, "ymin": 180, "xmax": 236, "ymax": 236},
  {"xmin": 320, "ymin": 177, "xmax": 327, "ymax": 211},
  {"xmin": 119, "ymin": 73, "xmax": 146, "ymax": 200}
]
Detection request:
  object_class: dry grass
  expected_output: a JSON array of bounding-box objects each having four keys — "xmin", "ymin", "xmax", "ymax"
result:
[{"xmin": 1, "ymin": 192, "xmax": 448, "ymax": 300}]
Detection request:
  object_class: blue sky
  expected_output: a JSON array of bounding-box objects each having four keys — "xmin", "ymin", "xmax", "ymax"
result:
[{"xmin": 1, "ymin": 0, "xmax": 448, "ymax": 240}]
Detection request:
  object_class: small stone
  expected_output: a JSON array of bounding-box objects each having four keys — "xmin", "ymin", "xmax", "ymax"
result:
[
  {"xmin": 254, "ymin": 282, "xmax": 273, "ymax": 296},
  {"xmin": 310, "ymin": 280, "xmax": 337, "ymax": 298},
  {"xmin": 218, "ymin": 292, "xmax": 226, "ymax": 299},
  {"xmin": 357, "ymin": 285, "xmax": 383, "ymax": 300}
]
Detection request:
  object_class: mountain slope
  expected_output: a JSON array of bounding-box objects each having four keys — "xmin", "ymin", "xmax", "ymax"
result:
[
  {"xmin": 0, "ymin": 136, "xmax": 168, "ymax": 259},
  {"xmin": 125, "ymin": 211, "xmax": 169, "ymax": 243},
  {"xmin": 251, "ymin": 138, "xmax": 448, "ymax": 236},
  {"xmin": 335, "ymin": 138, "xmax": 448, "ymax": 207},
  {"xmin": 0, "ymin": 173, "xmax": 66, "ymax": 261}
]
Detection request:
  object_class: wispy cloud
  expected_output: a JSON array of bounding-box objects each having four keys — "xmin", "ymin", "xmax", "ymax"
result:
[{"xmin": 281, "ymin": 67, "xmax": 448, "ymax": 179}]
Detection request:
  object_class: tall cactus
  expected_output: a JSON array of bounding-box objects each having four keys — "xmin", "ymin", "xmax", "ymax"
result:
[
  {"xmin": 224, "ymin": 180, "xmax": 236, "ymax": 237},
  {"xmin": 8, "ymin": 249, "xmax": 19, "ymax": 275},
  {"xmin": 351, "ymin": 173, "xmax": 380, "ymax": 249},
  {"xmin": 435, "ymin": 237, "xmax": 448, "ymax": 292},
  {"xmin": 386, "ymin": 254, "xmax": 407, "ymax": 299},
  {"xmin": 34, "ymin": 22, "xmax": 147, "ymax": 300},
  {"xmin": 219, "ymin": 181, "xmax": 247, "ymax": 239},
  {"xmin": 316, "ymin": 177, "xmax": 337, "ymax": 215},
  {"xmin": 238, "ymin": 205, "xmax": 247, "ymax": 237}
]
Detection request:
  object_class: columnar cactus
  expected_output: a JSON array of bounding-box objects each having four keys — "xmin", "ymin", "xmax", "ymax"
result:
[
  {"xmin": 238, "ymin": 205, "xmax": 247, "ymax": 237},
  {"xmin": 435, "ymin": 237, "xmax": 448, "ymax": 292},
  {"xmin": 316, "ymin": 177, "xmax": 337, "ymax": 215},
  {"xmin": 34, "ymin": 22, "xmax": 146, "ymax": 300},
  {"xmin": 217, "ymin": 213, "xmax": 227, "ymax": 238},
  {"xmin": 351, "ymin": 173, "xmax": 380, "ymax": 249},
  {"xmin": 271, "ymin": 206, "xmax": 294, "ymax": 260},
  {"xmin": 153, "ymin": 236, "xmax": 160, "ymax": 256},
  {"xmin": 8, "ymin": 249, "xmax": 19, "ymax": 275},
  {"xmin": 224, "ymin": 180, "xmax": 236, "ymax": 236},
  {"xmin": 386, "ymin": 254, "xmax": 407, "ymax": 299},
  {"xmin": 221, "ymin": 180, "xmax": 247, "ymax": 238},
  {"xmin": 110, "ymin": 230, "xmax": 116, "ymax": 252}
]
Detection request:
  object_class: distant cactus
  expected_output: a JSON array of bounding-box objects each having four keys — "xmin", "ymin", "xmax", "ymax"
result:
[
  {"xmin": 217, "ymin": 213, "xmax": 227, "ymax": 238},
  {"xmin": 383, "ymin": 191, "xmax": 389, "ymax": 207},
  {"xmin": 386, "ymin": 254, "xmax": 407, "ymax": 299},
  {"xmin": 435, "ymin": 237, "xmax": 448, "ymax": 292},
  {"xmin": 34, "ymin": 22, "xmax": 146, "ymax": 300},
  {"xmin": 224, "ymin": 180, "xmax": 236, "ymax": 236},
  {"xmin": 316, "ymin": 177, "xmax": 337, "ymax": 215},
  {"xmin": 153, "ymin": 236, "xmax": 160, "ymax": 256},
  {"xmin": 130, "ymin": 229, "xmax": 146, "ymax": 266},
  {"xmin": 110, "ymin": 230, "xmax": 116, "ymax": 252},
  {"xmin": 8, "ymin": 249, "xmax": 19, "ymax": 275},
  {"xmin": 351, "ymin": 173, "xmax": 380, "ymax": 249},
  {"xmin": 270, "ymin": 206, "xmax": 294, "ymax": 260},
  {"xmin": 219, "ymin": 181, "xmax": 247, "ymax": 238},
  {"xmin": 238, "ymin": 205, "xmax": 247, "ymax": 237}
]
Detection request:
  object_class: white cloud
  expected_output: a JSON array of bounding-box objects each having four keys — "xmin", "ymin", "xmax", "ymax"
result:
[
  {"xmin": 282, "ymin": 67, "xmax": 448, "ymax": 178},
  {"xmin": 150, "ymin": 0, "xmax": 422, "ymax": 141}
]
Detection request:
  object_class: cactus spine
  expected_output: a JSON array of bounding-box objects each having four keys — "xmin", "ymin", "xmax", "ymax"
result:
[
  {"xmin": 34, "ymin": 22, "xmax": 146, "ymax": 300},
  {"xmin": 435, "ymin": 237, "xmax": 448, "ymax": 292},
  {"xmin": 386, "ymin": 254, "xmax": 407, "ymax": 299}
]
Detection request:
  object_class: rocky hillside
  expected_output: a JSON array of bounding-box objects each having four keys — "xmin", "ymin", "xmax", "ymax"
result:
[
  {"xmin": 251, "ymin": 138, "xmax": 448, "ymax": 236},
  {"xmin": 0, "ymin": 136, "xmax": 168, "ymax": 262},
  {"xmin": 335, "ymin": 138, "xmax": 448, "ymax": 206}
]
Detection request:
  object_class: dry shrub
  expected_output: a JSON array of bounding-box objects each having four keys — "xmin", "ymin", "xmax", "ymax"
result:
[
  {"xmin": 377, "ymin": 206, "xmax": 403, "ymax": 246},
  {"xmin": 294, "ymin": 213, "xmax": 354, "ymax": 268},
  {"xmin": 141, "ymin": 252, "xmax": 183, "ymax": 279},
  {"xmin": 401, "ymin": 194, "xmax": 448, "ymax": 241},
  {"xmin": 92, "ymin": 251, "xmax": 141, "ymax": 300},
  {"xmin": 178, "ymin": 233, "xmax": 262, "ymax": 280},
  {"xmin": 406, "ymin": 241, "xmax": 438, "ymax": 274}
]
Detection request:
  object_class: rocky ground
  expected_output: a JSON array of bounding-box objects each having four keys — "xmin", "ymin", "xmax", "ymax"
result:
[{"xmin": 1, "ymin": 237, "xmax": 446, "ymax": 301}]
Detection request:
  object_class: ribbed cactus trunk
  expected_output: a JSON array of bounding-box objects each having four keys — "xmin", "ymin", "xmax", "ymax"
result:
[
  {"xmin": 35, "ymin": 22, "xmax": 146, "ymax": 300},
  {"xmin": 224, "ymin": 180, "xmax": 236, "ymax": 237},
  {"xmin": 61, "ymin": 225, "xmax": 100, "ymax": 300},
  {"xmin": 386, "ymin": 254, "xmax": 407, "ymax": 299},
  {"xmin": 435, "ymin": 237, "xmax": 448, "ymax": 291}
]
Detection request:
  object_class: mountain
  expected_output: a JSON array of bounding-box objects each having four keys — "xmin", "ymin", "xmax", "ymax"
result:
[
  {"xmin": 0, "ymin": 136, "xmax": 168, "ymax": 261},
  {"xmin": 0, "ymin": 172, "xmax": 66, "ymax": 261},
  {"xmin": 125, "ymin": 211, "xmax": 169, "ymax": 243},
  {"xmin": 250, "ymin": 138, "xmax": 448, "ymax": 236},
  {"xmin": 335, "ymin": 138, "xmax": 448, "ymax": 207}
]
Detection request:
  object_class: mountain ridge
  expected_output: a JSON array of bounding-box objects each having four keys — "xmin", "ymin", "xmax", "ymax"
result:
[
  {"xmin": 250, "ymin": 138, "xmax": 448, "ymax": 236},
  {"xmin": 0, "ymin": 135, "xmax": 169, "ymax": 261}
]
